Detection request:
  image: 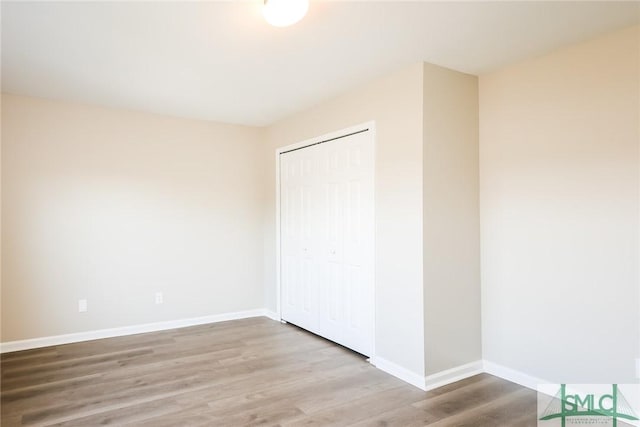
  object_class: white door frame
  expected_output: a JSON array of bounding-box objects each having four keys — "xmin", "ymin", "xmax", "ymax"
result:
[{"xmin": 275, "ymin": 121, "xmax": 376, "ymax": 356}]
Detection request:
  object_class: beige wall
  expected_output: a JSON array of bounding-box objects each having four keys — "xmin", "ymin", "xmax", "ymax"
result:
[
  {"xmin": 422, "ymin": 63, "xmax": 481, "ymax": 375},
  {"xmin": 480, "ymin": 25, "xmax": 639, "ymax": 383},
  {"xmin": 264, "ymin": 64, "xmax": 427, "ymax": 376},
  {"xmin": 1, "ymin": 94, "xmax": 265, "ymax": 341}
]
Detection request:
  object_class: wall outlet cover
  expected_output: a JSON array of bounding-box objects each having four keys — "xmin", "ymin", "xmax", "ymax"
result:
[{"xmin": 78, "ymin": 299, "xmax": 87, "ymax": 313}]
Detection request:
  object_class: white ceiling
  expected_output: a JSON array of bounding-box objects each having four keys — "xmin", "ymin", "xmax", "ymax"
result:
[{"xmin": 2, "ymin": 1, "xmax": 638, "ymax": 126}]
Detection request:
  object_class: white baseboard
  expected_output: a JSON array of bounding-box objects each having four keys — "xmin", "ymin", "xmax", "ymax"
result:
[
  {"xmin": 483, "ymin": 360, "xmax": 549, "ymax": 391},
  {"xmin": 370, "ymin": 356, "xmax": 428, "ymax": 390},
  {"xmin": 424, "ymin": 360, "xmax": 484, "ymax": 391},
  {"xmin": 262, "ymin": 310, "xmax": 280, "ymax": 321},
  {"xmin": 0, "ymin": 308, "xmax": 277, "ymax": 354},
  {"xmin": 372, "ymin": 357, "xmax": 549, "ymax": 393},
  {"xmin": 371, "ymin": 357, "xmax": 484, "ymax": 391}
]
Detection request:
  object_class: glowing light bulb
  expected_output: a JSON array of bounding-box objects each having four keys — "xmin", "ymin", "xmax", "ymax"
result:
[{"xmin": 263, "ymin": 0, "xmax": 309, "ymax": 27}]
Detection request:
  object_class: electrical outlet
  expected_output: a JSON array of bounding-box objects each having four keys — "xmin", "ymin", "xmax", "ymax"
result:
[
  {"xmin": 155, "ymin": 292, "xmax": 163, "ymax": 304},
  {"xmin": 78, "ymin": 299, "xmax": 87, "ymax": 313},
  {"xmin": 636, "ymin": 358, "xmax": 640, "ymax": 379}
]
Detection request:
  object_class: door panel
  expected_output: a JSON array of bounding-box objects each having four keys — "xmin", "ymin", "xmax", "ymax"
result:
[{"xmin": 281, "ymin": 148, "xmax": 319, "ymax": 331}]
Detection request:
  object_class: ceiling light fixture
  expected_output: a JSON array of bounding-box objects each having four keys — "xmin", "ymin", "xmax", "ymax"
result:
[{"xmin": 263, "ymin": 0, "xmax": 309, "ymax": 27}]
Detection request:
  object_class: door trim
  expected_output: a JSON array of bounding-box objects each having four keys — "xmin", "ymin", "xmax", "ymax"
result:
[{"xmin": 275, "ymin": 121, "xmax": 376, "ymax": 357}]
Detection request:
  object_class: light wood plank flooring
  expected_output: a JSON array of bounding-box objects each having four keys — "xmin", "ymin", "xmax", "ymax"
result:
[{"xmin": 1, "ymin": 317, "xmax": 538, "ymax": 426}]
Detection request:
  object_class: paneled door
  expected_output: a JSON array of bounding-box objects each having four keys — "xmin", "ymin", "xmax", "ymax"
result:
[{"xmin": 280, "ymin": 129, "xmax": 374, "ymax": 356}]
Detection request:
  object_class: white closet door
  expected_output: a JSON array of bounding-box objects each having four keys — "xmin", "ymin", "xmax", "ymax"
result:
[
  {"xmin": 316, "ymin": 131, "xmax": 374, "ymax": 356},
  {"xmin": 280, "ymin": 130, "xmax": 374, "ymax": 357},
  {"xmin": 280, "ymin": 144, "xmax": 322, "ymax": 332}
]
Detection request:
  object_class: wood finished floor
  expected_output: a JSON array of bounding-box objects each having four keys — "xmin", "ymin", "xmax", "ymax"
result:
[{"xmin": 1, "ymin": 317, "xmax": 538, "ymax": 426}]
